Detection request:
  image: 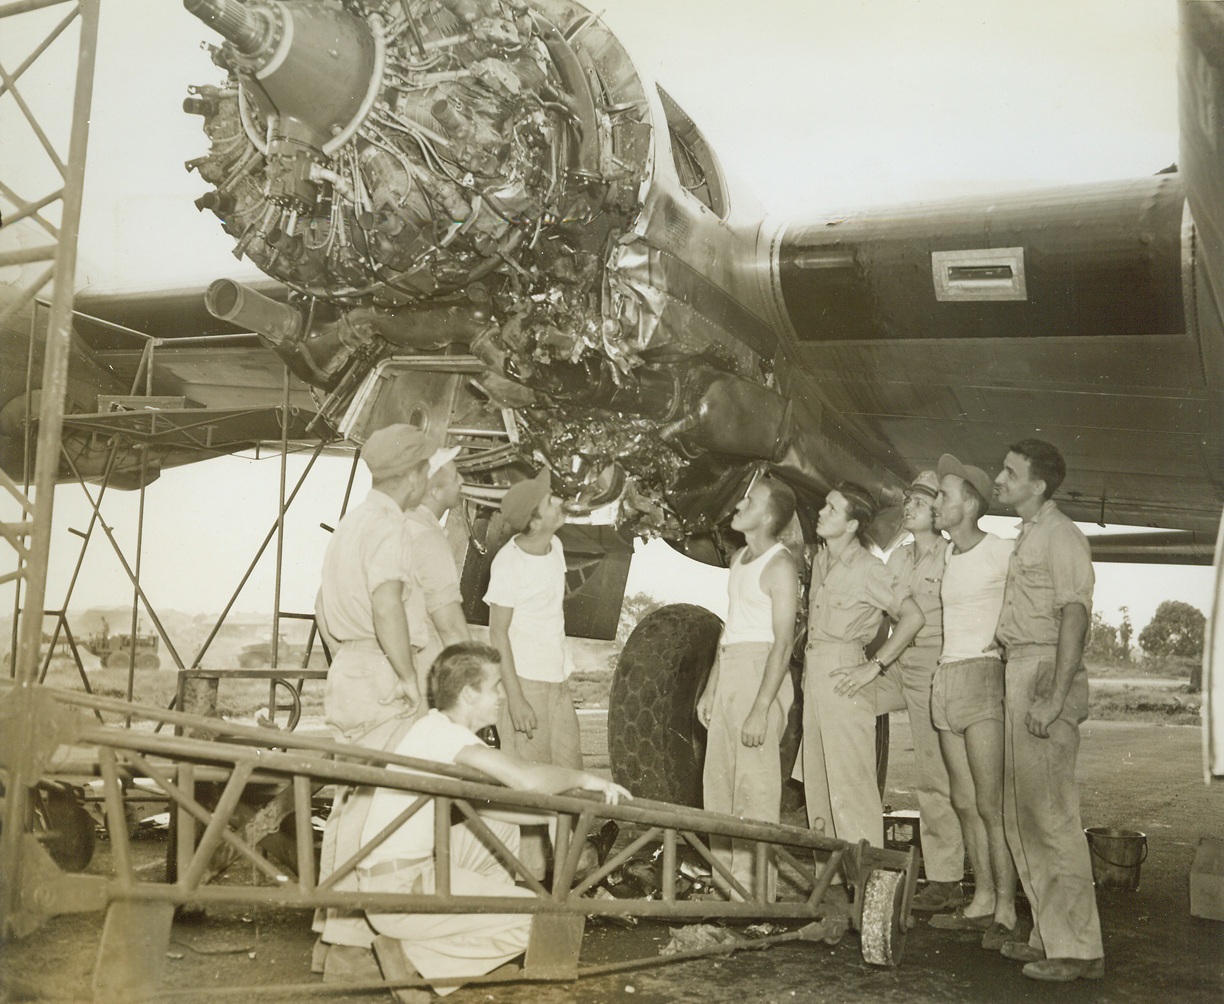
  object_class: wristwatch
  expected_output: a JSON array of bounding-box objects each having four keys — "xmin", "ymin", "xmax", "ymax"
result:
[{"xmin": 868, "ymin": 656, "xmax": 885, "ymax": 673}]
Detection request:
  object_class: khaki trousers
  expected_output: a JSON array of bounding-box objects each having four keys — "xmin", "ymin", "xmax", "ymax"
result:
[
  {"xmin": 799, "ymin": 641, "xmax": 906, "ymax": 850},
  {"xmin": 317, "ymin": 640, "xmax": 421, "ymax": 946},
  {"xmin": 702, "ymin": 642, "xmax": 792, "ymax": 900},
  {"xmin": 894, "ymin": 645, "xmax": 963, "ymax": 882},
  {"xmin": 360, "ymin": 817, "xmax": 534, "ymax": 997},
  {"xmin": 1003, "ymin": 647, "xmax": 1102, "ymax": 960},
  {"xmin": 496, "ymin": 676, "xmax": 582, "ymax": 769}
]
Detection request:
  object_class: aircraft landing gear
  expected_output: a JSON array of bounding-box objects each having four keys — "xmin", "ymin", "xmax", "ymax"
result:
[{"xmin": 608, "ymin": 603, "xmax": 722, "ymax": 805}]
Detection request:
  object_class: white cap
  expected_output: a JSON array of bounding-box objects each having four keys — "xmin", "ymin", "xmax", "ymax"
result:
[{"xmin": 427, "ymin": 446, "xmax": 461, "ymax": 478}]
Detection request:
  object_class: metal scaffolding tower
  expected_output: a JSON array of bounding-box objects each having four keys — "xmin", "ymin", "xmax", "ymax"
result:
[{"xmin": 0, "ymin": 0, "xmax": 100, "ymax": 937}]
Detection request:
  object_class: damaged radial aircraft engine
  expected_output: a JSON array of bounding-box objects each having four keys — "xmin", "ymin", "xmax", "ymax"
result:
[{"xmin": 183, "ymin": 0, "xmax": 849, "ymax": 544}]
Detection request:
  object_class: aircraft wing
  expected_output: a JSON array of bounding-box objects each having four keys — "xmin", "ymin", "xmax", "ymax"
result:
[
  {"xmin": 0, "ymin": 275, "xmax": 322, "ymax": 488},
  {"xmin": 769, "ymin": 171, "xmax": 1222, "ymax": 539},
  {"xmin": 6, "ymin": 0, "xmax": 1222, "ymax": 552}
]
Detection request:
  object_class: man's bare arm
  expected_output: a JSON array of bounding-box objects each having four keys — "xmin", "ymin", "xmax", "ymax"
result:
[
  {"xmin": 832, "ymin": 596, "xmax": 925, "ymax": 698},
  {"xmin": 372, "ymin": 580, "xmax": 420, "ymax": 709},
  {"xmin": 431, "ymin": 601, "xmax": 470, "ymax": 647},
  {"xmin": 457, "ymin": 744, "xmax": 630, "ymax": 804},
  {"xmin": 742, "ymin": 551, "xmax": 799, "ymax": 746},
  {"xmin": 488, "ymin": 604, "xmax": 536, "ymax": 738},
  {"xmin": 1025, "ymin": 601, "xmax": 1089, "ymax": 738}
]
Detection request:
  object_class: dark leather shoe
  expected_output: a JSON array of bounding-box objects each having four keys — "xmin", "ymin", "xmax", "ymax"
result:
[
  {"xmin": 372, "ymin": 936, "xmax": 430, "ymax": 1004},
  {"xmin": 981, "ymin": 922, "xmax": 1017, "ymax": 951},
  {"xmin": 1022, "ymin": 957, "xmax": 1105, "ymax": 982},
  {"xmin": 910, "ymin": 881, "xmax": 964, "ymax": 912},
  {"xmin": 1000, "ymin": 939, "xmax": 1045, "ymax": 962}
]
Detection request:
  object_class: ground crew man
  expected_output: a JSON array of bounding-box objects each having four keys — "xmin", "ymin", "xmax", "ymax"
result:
[
  {"xmin": 359, "ymin": 643, "xmax": 630, "ymax": 1002},
  {"xmin": 404, "ymin": 446, "xmax": 470, "ymax": 683},
  {"xmin": 993, "ymin": 439, "xmax": 1104, "ymax": 983},
  {"xmin": 884, "ymin": 471, "xmax": 965, "ymax": 913},
  {"xmin": 928, "ymin": 454, "xmax": 1018, "ymax": 949},
  {"xmin": 697, "ymin": 475, "xmax": 799, "ymax": 901},
  {"xmin": 484, "ymin": 469, "xmax": 580, "ymax": 769},
  {"xmin": 797, "ymin": 482, "xmax": 925, "ymax": 861},
  {"xmin": 317, "ymin": 423, "xmax": 433, "ymax": 748},
  {"xmin": 311, "ymin": 423, "xmax": 433, "ymax": 979}
]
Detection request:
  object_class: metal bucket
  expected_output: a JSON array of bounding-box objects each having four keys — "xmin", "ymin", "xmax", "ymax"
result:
[{"xmin": 1085, "ymin": 827, "xmax": 1148, "ymax": 890}]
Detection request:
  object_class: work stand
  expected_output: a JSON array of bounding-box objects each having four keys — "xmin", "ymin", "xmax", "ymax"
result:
[{"xmin": 0, "ymin": 680, "xmax": 918, "ymax": 1002}]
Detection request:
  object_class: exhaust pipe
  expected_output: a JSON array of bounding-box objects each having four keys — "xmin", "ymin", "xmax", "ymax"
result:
[{"xmin": 205, "ymin": 279, "xmax": 302, "ymax": 347}]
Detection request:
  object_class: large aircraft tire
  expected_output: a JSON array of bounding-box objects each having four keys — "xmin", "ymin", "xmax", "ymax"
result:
[
  {"xmin": 35, "ymin": 784, "xmax": 95, "ymax": 873},
  {"xmin": 608, "ymin": 603, "xmax": 722, "ymax": 806}
]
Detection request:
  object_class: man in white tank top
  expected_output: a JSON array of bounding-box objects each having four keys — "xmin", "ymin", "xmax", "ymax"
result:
[
  {"xmin": 928, "ymin": 454, "xmax": 1018, "ymax": 949},
  {"xmin": 697, "ymin": 475, "xmax": 799, "ymax": 901}
]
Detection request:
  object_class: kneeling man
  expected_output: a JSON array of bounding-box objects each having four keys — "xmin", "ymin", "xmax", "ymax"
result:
[{"xmin": 358, "ymin": 642, "xmax": 630, "ymax": 999}]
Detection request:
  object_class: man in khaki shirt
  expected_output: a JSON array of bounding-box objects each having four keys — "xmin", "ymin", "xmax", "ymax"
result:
[
  {"xmin": 312, "ymin": 423, "xmax": 433, "ymax": 978},
  {"xmin": 798, "ymin": 482, "xmax": 925, "ymax": 860},
  {"xmin": 992, "ymin": 439, "xmax": 1103, "ymax": 983},
  {"xmin": 884, "ymin": 472, "xmax": 964, "ymax": 913},
  {"xmin": 317, "ymin": 424, "xmax": 433, "ymax": 746}
]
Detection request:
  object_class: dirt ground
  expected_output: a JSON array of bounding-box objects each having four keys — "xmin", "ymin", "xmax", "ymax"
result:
[{"xmin": 3, "ymin": 715, "xmax": 1221, "ymax": 1004}]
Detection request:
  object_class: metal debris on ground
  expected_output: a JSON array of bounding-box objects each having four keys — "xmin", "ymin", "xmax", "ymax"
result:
[{"xmin": 660, "ymin": 924, "xmax": 745, "ymax": 955}]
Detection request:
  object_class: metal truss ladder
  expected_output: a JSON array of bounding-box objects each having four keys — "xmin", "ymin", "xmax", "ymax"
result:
[{"xmin": 0, "ymin": 0, "xmax": 100, "ymax": 937}]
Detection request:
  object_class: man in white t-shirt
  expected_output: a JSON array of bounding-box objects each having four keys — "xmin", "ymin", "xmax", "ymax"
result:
[
  {"xmin": 928, "ymin": 454, "xmax": 1018, "ymax": 949},
  {"xmin": 358, "ymin": 643, "xmax": 629, "ymax": 1000},
  {"xmin": 483, "ymin": 469, "xmax": 579, "ymax": 769}
]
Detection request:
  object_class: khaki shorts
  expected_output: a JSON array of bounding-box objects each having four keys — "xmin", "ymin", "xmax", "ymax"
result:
[{"xmin": 931, "ymin": 656, "xmax": 1005, "ymax": 735}]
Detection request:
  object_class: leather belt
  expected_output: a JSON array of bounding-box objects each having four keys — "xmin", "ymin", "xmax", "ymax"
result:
[{"xmin": 357, "ymin": 856, "xmax": 430, "ymax": 878}]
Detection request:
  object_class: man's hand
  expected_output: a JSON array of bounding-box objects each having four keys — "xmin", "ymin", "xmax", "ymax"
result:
[
  {"xmin": 583, "ymin": 776, "xmax": 633, "ymax": 805},
  {"xmin": 696, "ymin": 687, "xmax": 715, "ymax": 728},
  {"xmin": 507, "ymin": 693, "xmax": 538, "ymax": 739},
  {"xmin": 1025, "ymin": 695, "xmax": 1061, "ymax": 738},
  {"xmin": 830, "ymin": 660, "xmax": 881, "ymax": 699},
  {"xmin": 383, "ymin": 678, "xmax": 421, "ymax": 713},
  {"xmin": 741, "ymin": 708, "xmax": 768, "ymax": 747}
]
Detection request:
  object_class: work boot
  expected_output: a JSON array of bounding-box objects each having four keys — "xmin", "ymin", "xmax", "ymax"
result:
[
  {"xmin": 321, "ymin": 943, "xmax": 381, "ymax": 984},
  {"xmin": 310, "ymin": 937, "xmax": 329, "ymax": 974},
  {"xmin": 910, "ymin": 880, "xmax": 964, "ymax": 912},
  {"xmin": 981, "ymin": 922, "xmax": 1017, "ymax": 951},
  {"xmin": 372, "ymin": 935, "xmax": 430, "ymax": 1004},
  {"xmin": 1022, "ymin": 957, "xmax": 1105, "ymax": 982},
  {"xmin": 1000, "ymin": 940, "xmax": 1045, "ymax": 963}
]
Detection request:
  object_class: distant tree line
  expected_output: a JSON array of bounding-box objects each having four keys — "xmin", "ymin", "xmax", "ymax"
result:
[
  {"xmin": 1085, "ymin": 600, "xmax": 1206, "ymax": 690},
  {"xmin": 1138, "ymin": 600, "xmax": 1206, "ymax": 660},
  {"xmin": 1085, "ymin": 606, "xmax": 1134, "ymax": 662}
]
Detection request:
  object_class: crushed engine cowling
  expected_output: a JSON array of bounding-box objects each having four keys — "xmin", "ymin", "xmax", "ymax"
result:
[{"xmin": 185, "ymin": 0, "xmax": 810, "ymax": 538}]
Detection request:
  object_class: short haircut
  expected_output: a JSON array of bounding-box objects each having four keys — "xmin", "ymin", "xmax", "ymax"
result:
[
  {"xmin": 959, "ymin": 478, "xmax": 988, "ymax": 519},
  {"xmin": 1008, "ymin": 438, "xmax": 1066, "ymax": 498},
  {"xmin": 429, "ymin": 642, "xmax": 500, "ymax": 711},
  {"xmin": 758, "ymin": 476, "xmax": 797, "ymax": 536},
  {"xmin": 833, "ymin": 481, "xmax": 878, "ymax": 544}
]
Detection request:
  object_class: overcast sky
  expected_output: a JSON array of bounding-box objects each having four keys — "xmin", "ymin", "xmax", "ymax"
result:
[{"xmin": 0, "ymin": 0, "xmax": 1213, "ymax": 636}]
